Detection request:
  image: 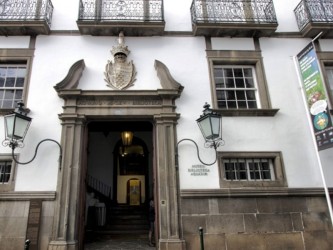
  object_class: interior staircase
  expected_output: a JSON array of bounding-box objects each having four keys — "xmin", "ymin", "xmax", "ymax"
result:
[
  {"xmin": 85, "ymin": 204, "xmax": 150, "ymax": 245},
  {"xmin": 105, "ymin": 204, "xmax": 149, "ymax": 236},
  {"xmin": 86, "ymin": 175, "xmax": 149, "ymax": 238}
]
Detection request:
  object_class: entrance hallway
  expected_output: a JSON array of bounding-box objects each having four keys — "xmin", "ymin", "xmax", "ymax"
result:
[
  {"xmin": 84, "ymin": 204, "xmax": 155, "ymax": 250},
  {"xmin": 85, "ymin": 234, "xmax": 156, "ymax": 250}
]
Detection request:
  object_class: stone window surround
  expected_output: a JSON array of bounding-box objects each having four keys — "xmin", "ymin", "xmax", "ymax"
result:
[
  {"xmin": 218, "ymin": 151, "xmax": 287, "ymax": 188},
  {"xmin": 207, "ymin": 50, "xmax": 279, "ymax": 117},
  {"xmin": 0, "ymin": 49, "xmax": 34, "ymax": 115},
  {"xmin": 0, "ymin": 154, "xmax": 17, "ymax": 192}
]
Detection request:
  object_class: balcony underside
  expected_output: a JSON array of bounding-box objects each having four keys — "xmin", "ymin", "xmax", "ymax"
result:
[
  {"xmin": 300, "ymin": 22, "xmax": 333, "ymax": 38},
  {"xmin": 0, "ymin": 21, "xmax": 51, "ymax": 36},
  {"xmin": 77, "ymin": 21, "xmax": 165, "ymax": 36},
  {"xmin": 192, "ymin": 22, "xmax": 277, "ymax": 37}
]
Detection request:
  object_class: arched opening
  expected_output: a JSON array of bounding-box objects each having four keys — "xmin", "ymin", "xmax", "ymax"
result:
[{"xmin": 115, "ymin": 136, "xmax": 149, "ymax": 205}]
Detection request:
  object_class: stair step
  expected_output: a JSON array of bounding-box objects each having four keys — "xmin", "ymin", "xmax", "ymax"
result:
[
  {"xmin": 107, "ymin": 225, "xmax": 149, "ymax": 231},
  {"xmin": 95, "ymin": 229, "xmax": 149, "ymax": 235},
  {"xmin": 90, "ymin": 204, "xmax": 150, "ymax": 236},
  {"xmin": 110, "ymin": 219, "xmax": 148, "ymax": 224}
]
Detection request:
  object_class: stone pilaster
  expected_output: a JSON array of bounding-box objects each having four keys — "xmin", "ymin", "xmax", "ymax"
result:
[
  {"xmin": 155, "ymin": 114, "xmax": 185, "ymax": 250},
  {"xmin": 48, "ymin": 114, "xmax": 86, "ymax": 250}
]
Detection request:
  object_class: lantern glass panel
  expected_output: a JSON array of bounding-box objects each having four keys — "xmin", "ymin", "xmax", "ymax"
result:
[
  {"xmin": 4, "ymin": 113, "xmax": 31, "ymax": 141},
  {"xmin": 14, "ymin": 116, "xmax": 30, "ymax": 140},
  {"xmin": 210, "ymin": 116, "xmax": 221, "ymax": 139},
  {"xmin": 4, "ymin": 114, "xmax": 15, "ymax": 139},
  {"xmin": 198, "ymin": 116, "xmax": 212, "ymax": 140}
]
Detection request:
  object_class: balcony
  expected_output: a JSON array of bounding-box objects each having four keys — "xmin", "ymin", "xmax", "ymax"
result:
[
  {"xmin": 191, "ymin": 0, "xmax": 278, "ymax": 37},
  {"xmin": 77, "ymin": 0, "xmax": 165, "ymax": 36},
  {"xmin": 0, "ymin": 0, "xmax": 53, "ymax": 36},
  {"xmin": 294, "ymin": 0, "xmax": 333, "ymax": 38}
]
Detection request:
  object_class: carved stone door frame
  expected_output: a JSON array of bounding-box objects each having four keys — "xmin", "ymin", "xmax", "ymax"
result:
[{"xmin": 48, "ymin": 60, "xmax": 186, "ymax": 250}]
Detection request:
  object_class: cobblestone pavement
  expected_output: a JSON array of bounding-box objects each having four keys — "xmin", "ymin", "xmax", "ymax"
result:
[{"xmin": 85, "ymin": 234, "xmax": 156, "ymax": 250}]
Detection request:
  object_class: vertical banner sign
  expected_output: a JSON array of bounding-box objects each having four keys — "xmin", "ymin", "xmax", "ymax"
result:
[{"xmin": 297, "ymin": 42, "xmax": 333, "ymax": 151}]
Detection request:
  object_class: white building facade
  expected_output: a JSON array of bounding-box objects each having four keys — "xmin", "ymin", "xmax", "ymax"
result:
[{"xmin": 0, "ymin": 0, "xmax": 333, "ymax": 249}]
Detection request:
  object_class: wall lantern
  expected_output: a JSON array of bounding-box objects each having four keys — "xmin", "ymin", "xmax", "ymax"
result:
[
  {"xmin": 2, "ymin": 102, "xmax": 62, "ymax": 167},
  {"xmin": 177, "ymin": 103, "xmax": 223, "ymax": 166},
  {"xmin": 4, "ymin": 101, "xmax": 32, "ymax": 148},
  {"xmin": 121, "ymin": 131, "xmax": 133, "ymax": 146},
  {"xmin": 196, "ymin": 103, "xmax": 222, "ymax": 149}
]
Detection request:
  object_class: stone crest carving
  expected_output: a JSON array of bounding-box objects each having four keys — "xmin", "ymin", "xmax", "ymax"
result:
[{"xmin": 104, "ymin": 32, "xmax": 136, "ymax": 90}]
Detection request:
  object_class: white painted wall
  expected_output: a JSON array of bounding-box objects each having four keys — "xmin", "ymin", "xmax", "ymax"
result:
[
  {"xmin": 320, "ymin": 40, "xmax": 333, "ymax": 51},
  {"xmin": 164, "ymin": 0, "xmax": 193, "ymax": 31},
  {"xmin": 0, "ymin": 0, "xmax": 333, "ymax": 192},
  {"xmin": 179, "ymin": 36, "xmax": 333, "ymax": 189},
  {"xmin": 211, "ymin": 38, "xmax": 255, "ymax": 51},
  {"xmin": 51, "ymin": 0, "xmax": 79, "ymax": 30},
  {"xmin": 0, "ymin": 37, "xmax": 30, "ymax": 48},
  {"xmin": 273, "ymin": 0, "xmax": 301, "ymax": 32}
]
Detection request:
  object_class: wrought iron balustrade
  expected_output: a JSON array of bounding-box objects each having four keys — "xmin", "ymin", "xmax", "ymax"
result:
[
  {"xmin": 294, "ymin": 0, "xmax": 333, "ymax": 31},
  {"xmin": 0, "ymin": 0, "xmax": 53, "ymax": 25},
  {"xmin": 78, "ymin": 0, "xmax": 163, "ymax": 22},
  {"xmin": 191, "ymin": 0, "xmax": 277, "ymax": 24}
]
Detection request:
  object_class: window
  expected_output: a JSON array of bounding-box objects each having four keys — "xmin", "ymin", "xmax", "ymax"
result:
[
  {"xmin": 0, "ymin": 63, "xmax": 27, "ymax": 109},
  {"xmin": 207, "ymin": 50, "xmax": 278, "ymax": 116},
  {"xmin": 0, "ymin": 155, "xmax": 16, "ymax": 191},
  {"xmin": 0, "ymin": 161, "xmax": 12, "ymax": 184},
  {"xmin": 316, "ymin": 52, "xmax": 333, "ymax": 108},
  {"xmin": 214, "ymin": 65, "xmax": 258, "ymax": 109},
  {"xmin": 219, "ymin": 152, "xmax": 286, "ymax": 187},
  {"xmin": 0, "ymin": 49, "xmax": 33, "ymax": 114},
  {"xmin": 224, "ymin": 158, "xmax": 274, "ymax": 181},
  {"xmin": 325, "ymin": 66, "xmax": 333, "ymax": 101}
]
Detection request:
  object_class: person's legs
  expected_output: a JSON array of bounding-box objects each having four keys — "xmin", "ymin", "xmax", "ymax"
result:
[{"xmin": 149, "ymin": 222, "xmax": 155, "ymax": 246}]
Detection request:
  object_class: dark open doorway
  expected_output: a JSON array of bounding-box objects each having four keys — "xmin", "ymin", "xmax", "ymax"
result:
[{"xmin": 84, "ymin": 120, "xmax": 155, "ymax": 248}]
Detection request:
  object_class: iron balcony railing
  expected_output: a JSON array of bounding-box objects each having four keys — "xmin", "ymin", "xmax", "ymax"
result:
[
  {"xmin": 294, "ymin": 0, "xmax": 333, "ymax": 31},
  {"xmin": 0, "ymin": 0, "xmax": 53, "ymax": 25},
  {"xmin": 191, "ymin": 0, "xmax": 277, "ymax": 24},
  {"xmin": 78, "ymin": 0, "xmax": 164, "ymax": 22}
]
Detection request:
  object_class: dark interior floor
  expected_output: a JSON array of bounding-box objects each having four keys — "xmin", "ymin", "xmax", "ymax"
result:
[
  {"xmin": 84, "ymin": 233, "xmax": 156, "ymax": 250},
  {"xmin": 84, "ymin": 204, "xmax": 155, "ymax": 250}
]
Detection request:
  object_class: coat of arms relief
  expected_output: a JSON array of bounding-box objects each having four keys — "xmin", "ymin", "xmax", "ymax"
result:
[{"xmin": 104, "ymin": 32, "xmax": 136, "ymax": 90}]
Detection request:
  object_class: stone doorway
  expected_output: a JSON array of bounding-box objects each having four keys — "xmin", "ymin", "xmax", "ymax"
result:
[{"xmin": 48, "ymin": 60, "xmax": 186, "ymax": 250}]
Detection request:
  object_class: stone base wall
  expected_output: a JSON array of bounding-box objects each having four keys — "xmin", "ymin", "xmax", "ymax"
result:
[
  {"xmin": 180, "ymin": 189, "xmax": 333, "ymax": 250},
  {"xmin": 0, "ymin": 192, "xmax": 56, "ymax": 250}
]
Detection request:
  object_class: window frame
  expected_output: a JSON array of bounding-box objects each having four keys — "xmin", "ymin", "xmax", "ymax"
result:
[
  {"xmin": 316, "ymin": 52, "xmax": 333, "ymax": 111},
  {"xmin": 224, "ymin": 158, "xmax": 275, "ymax": 181},
  {"xmin": 0, "ymin": 49, "xmax": 33, "ymax": 115},
  {"xmin": 0, "ymin": 63, "xmax": 27, "ymax": 109},
  {"xmin": 219, "ymin": 152, "xmax": 287, "ymax": 188},
  {"xmin": 214, "ymin": 65, "xmax": 260, "ymax": 109},
  {"xmin": 207, "ymin": 50, "xmax": 278, "ymax": 117},
  {"xmin": 0, "ymin": 154, "xmax": 17, "ymax": 192}
]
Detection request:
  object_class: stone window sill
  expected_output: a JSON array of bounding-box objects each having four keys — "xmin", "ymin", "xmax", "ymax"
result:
[{"xmin": 213, "ymin": 108, "xmax": 279, "ymax": 117}]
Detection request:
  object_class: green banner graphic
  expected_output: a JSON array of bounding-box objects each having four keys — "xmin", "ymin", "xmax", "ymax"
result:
[{"xmin": 297, "ymin": 42, "xmax": 333, "ymax": 151}]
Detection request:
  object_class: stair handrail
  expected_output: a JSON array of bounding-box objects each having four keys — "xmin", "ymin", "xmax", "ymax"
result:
[{"xmin": 87, "ymin": 174, "xmax": 112, "ymax": 199}]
